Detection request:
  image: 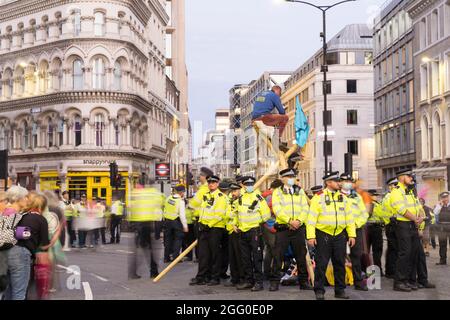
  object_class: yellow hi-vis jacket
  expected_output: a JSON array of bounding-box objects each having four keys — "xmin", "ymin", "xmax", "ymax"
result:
[
  {"xmin": 381, "ymin": 192, "xmax": 395, "ymax": 225},
  {"xmin": 163, "ymin": 195, "xmax": 182, "ymax": 220},
  {"xmin": 225, "ymin": 195, "xmax": 239, "ymax": 234},
  {"xmin": 390, "ymin": 182, "xmax": 425, "ymax": 230},
  {"xmin": 306, "ymin": 188, "xmax": 356, "ymax": 239},
  {"xmin": 343, "ymin": 192, "xmax": 368, "ymax": 229},
  {"xmin": 368, "ymin": 200, "xmax": 389, "ymax": 225},
  {"xmin": 234, "ymin": 191, "xmax": 270, "ymax": 233},
  {"xmin": 128, "ymin": 187, "xmax": 164, "ymax": 222},
  {"xmin": 185, "ymin": 206, "xmax": 194, "ymax": 225},
  {"xmin": 272, "ymin": 186, "xmax": 309, "ymax": 225},
  {"xmin": 189, "ymin": 183, "xmax": 209, "ymax": 221},
  {"xmin": 61, "ymin": 200, "xmax": 76, "ymax": 218},
  {"xmin": 111, "ymin": 200, "xmax": 124, "ymax": 216},
  {"xmin": 198, "ymin": 189, "xmax": 228, "ymax": 228}
]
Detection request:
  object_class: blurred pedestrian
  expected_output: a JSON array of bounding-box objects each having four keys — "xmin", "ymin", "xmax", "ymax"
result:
[
  {"xmin": 434, "ymin": 192, "xmax": 450, "ymax": 265},
  {"xmin": 419, "ymin": 198, "xmax": 434, "ymax": 257},
  {"xmin": 60, "ymin": 191, "xmax": 77, "ymax": 249}
]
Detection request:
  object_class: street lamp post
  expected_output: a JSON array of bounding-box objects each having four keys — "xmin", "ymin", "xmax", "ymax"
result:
[{"xmin": 285, "ymin": 0, "xmax": 355, "ymax": 175}]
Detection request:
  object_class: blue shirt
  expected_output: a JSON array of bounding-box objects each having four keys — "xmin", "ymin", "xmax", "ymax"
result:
[{"xmin": 252, "ymin": 91, "xmax": 286, "ymax": 119}]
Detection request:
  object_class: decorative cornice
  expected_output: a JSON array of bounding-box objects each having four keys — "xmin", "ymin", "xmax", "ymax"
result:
[
  {"xmin": 406, "ymin": 0, "xmax": 438, "ymax": 19},
  {"xmin": 0, "ymin": 90, "xmax": 166, "ymax": 113},
  {"xmin": 146, "ymin": 0, "xmax": 170, "ymax": 25}
]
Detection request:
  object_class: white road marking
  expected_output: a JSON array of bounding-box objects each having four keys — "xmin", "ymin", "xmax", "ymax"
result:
[
  {"xmin": 91, "ymin": 274, "xmax": 108, "ymax": 282},
  {"xmin": 118, "ymin": 284, "xmax": 131, "ymax": 291},
  {"xmin": 115, "ymin": 250, "xmax": 134, "ymax": 254},
  {"xmin": 82, "ymin": 282, "xmax": 93, "ymax": 300},
  {"xmin": 57, "ymin": 264, "xmax": 80, "ymax": 275}
]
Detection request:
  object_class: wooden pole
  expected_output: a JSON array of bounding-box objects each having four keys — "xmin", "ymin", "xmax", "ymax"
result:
[
  {"xmin": 305, "ymin": 244, "xmax": 315, "ymax": 286},
  {"xmin": 153, "ymin": 240, "xmax": 198, "ymax": 283}
]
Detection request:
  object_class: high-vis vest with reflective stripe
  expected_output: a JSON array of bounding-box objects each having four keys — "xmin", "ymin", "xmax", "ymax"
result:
[
  {"xmin": 235, "ymin": 191, "xmax": 270, "ymax": 233},
  {"xmin": 62, "ymin": 201, "xmax": 75, "ymax": 218},
  {"xmin": 189, "ymin": 183, "xmax": 209, "ymax": 220},
  {"xmin": 198, "ymin": 189, "xmax": 228, "ymax": 228},
  {"xmin": 128, "ymin": 187, "xmax": 164, "ymax": 222},
  {"xmin": 225, "ymin": 196, "xmax": 239, "ymax": 234},
  {"xmin": 368, "ymin": 200, "xmax": 388, "ymax": 224},
  {"xmin": 111, "ymin": 200, "xmax": 124, "ymax": 216},
  {"xmin": 164, "ymin": 195, "xmax": 181, "ymax": 220},
  {"xmin": 390, "ymin": 183, "xmax": 424, "ymax": 223},
  {"xmin": 306, "ymin": 189, "xmax": 356, "ymax": 239},
  {"xmin": 344, "ymin": 192, "xmax": 368, "ymax": 229},
  {"xmin": 185, "ymin": 206, "xmax": 194, "ymax": 224},
  {"xmin": 272, "ymin": 186, "xmax": 309, "ymax": 226},
  {"xmin": 381, "ymin": 192, "xmax": 395, "ymax": 225}
]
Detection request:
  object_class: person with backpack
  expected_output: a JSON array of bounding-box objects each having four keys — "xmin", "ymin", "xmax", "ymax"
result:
[{"xmin": 2, "ymin": 186, "xmax": 50, "ymax": 300}]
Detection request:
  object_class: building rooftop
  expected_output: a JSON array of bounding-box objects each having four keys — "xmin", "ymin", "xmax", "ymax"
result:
[{"xmin": 327, "ymin": 24, "xmax": 373, "ymax": 51}]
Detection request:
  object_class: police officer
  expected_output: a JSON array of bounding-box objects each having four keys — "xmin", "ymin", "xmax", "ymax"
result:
[
  {"xmin": 110, "ymin": 193, "xmax": 124, "ymax": 244},
  {"xmin": 340, "ymin": 173, "xmax": 368, "ymax": 291},
  {"xmin": 390, "ymin": 169, "xmax": 434, "ymax": 291},
  {"xmin": 434, "ymin": 191, "xmax": 450, "ymax": 265},
  {"xmin": 182, "ymin": 199, "xmax": 196, "ymax": 262},
  {"xmin": 218, "ymin": 181, "xmax": 231, "ymax": 279},
  {"xmin": 235, "ymin": 176, "xmax": 271, "ymax": 291},
  {"xmin": 163, "ymin": 185, "xmax": 188, "ymax": 262},
  {"xmin": 366, "ymin": 189, "xmax": 387, "ymax": 273},
  {"xmin": 128, "ymin": 182, "xmax": 165, "ymax": 279},
  {"xmin": 310, "ymin": 185, "xmax": 324, "ymax": 197},
  {"xmin": 307, "ymin": 171, "xmax": 356, "ymax": 300},
  {"xmin": 190, "ymin": 175, "xmax": 228, "ymax": 286},
  {"xmin": 224, "ymin": 182, "xmax": 245, "ymax": 287},
  {"xmin": 270, "ymin": 168, "xmax": 312, "ymax": 292},
  {"xmin": 383, "ymin": 177, "xmax": 398, "ymax": 278},
  {"xmin": 60, "ymin": 191, "xmax": 77, "ymax": 248}
]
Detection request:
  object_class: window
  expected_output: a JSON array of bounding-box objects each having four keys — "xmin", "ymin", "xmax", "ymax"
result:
[
  {"xmin": 23, "ymin": 122, "xmax": 30, "ymax": 149},
  {"xmin": 348, "ymin": 140, "xmax": 358, "ymax": 155},
  {"xmin": 74, "ymin": 116, "xmax": 82, "ymax": 146},
  {"xmin": 73, "ymin": 59, "xmax": 84, "ymax": 89},
  {"xmin": 323, "ymin": 141, "xmax": 332, "ymax": 156},
  {"xmin": 432, "ymin": 112, "xmax": 441, "ymax": 158},
  {"xmin": 115, "ymin": 124, "xmax": 119, "ymax": 145},
  {"xmin": 47, "ymin": 119, "xmax": 54, "ymax": 147},
  {"xmin": 0, "ymin": 125, "xmax": 6, "ymax": 150},
  {"xmin": 32, "ymin": 122, "xmax": 38, "ymax": 148},
  {"xmin": 431, "ymin": 60, "xmax": 439, "ymax": 97},
  {"xmin": 113, "ymin": 61, "xmax": 122, "ymax": 91},
  {"xmin": 347, "ymin": 110, "xmax": 358, "ymax": 125},
  {"xmin": 95, "ymin": 114, "xmax": 104, "ymax": 147},
  {"xmin": 420, "ymin": 64, "xmax": 428, "ymax": 100},
  {"xmin": 92, "ymin": 58, "xmax": 105, "ymax": 89},
  {"xmin": 420, "ymin": 18, "xmax": 427, "ymax": 49},
  {"xmin": 323, "ymin": 110, "xmax": 332, "ymax": 126},
  {"xmin": 347, "ymin": 80, "xmax": 357, "ymax": 93},
  {"xmin": 73, "ymin": 10, "xmax": 81, "ymax": 36},
  {"xmin": 57, "ymin": 119, "xmax": 64, "ymax": 146},
  {"xmin": 421, "ymin": 116, "xmax": 430, "ymax": 160},
  {"xmin": 94, "ymin": 12, "xmax": 105, "ymax": 36},
  {"xmin": 431, "ymin": 10, "xmax": 438, "ymax": 44}
]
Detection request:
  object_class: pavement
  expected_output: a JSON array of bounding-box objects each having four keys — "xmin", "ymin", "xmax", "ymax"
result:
[{"xmin": 50, "ymin": 233, "xmax": 450, "ymax": 300}]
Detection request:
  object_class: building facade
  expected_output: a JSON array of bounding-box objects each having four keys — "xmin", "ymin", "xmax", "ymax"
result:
[
  {"xmin": 282, "ymin": 24, "xmax": 377, "ymax": 190},
  {"xmin": 239, "ymin": 71, "xmax": 292, "ymax": 178},
  {"xmin": 0, "ymin": 0, "xmax": 178, "ymax": 203},
  {"xmin": 373, "ymin": 0, "xmax": 416, "ymax": 188},
  {"xmin": 407, "ymin": 0, "xmax": 450, "ymax": 202}
]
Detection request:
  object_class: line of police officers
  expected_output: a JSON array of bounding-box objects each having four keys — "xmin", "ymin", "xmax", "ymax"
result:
[{"xmin": 124, "ymin": 166, "xmax": 436, "ymax": 299}]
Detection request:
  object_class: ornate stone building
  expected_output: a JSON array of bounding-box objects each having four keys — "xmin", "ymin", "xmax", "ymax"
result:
[{"xmin": 0, "ymin": 0, "xmax": 178, "ymax": 203}]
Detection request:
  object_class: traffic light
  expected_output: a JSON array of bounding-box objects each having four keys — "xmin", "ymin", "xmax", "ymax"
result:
[
  {"xmin": 114, "ymin": 174, "xmax": 123, "ymax": 189},
  {"xmin": 109, "ymin": 161, "xmax": 118, "ymax": 187}
]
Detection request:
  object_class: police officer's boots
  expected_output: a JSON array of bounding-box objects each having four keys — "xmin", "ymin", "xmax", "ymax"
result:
[{"xmin": 269, "ymin": 281, "xmax": 279, "ymax": 292}]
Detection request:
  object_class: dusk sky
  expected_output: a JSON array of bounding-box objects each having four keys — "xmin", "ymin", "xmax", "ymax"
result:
[{"xmin": 186, "ymin": 0, "xmax": 385, "ymax": 155}]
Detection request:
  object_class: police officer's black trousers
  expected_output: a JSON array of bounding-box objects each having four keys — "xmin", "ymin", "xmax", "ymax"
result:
[
  {"xmin": 409, "ymin": 232, "xmax": 428, "ymax": 285},
  {"xmin": 438, "ymin": 224, "xmax": 450, "ymax": 263},
  {"xmin": 110, "ymin": 215, "xmax": 122, "ymax": 243},
  {"xmin": 314, "ymin": 230, "xmax": 347, "ymax": 294},
  {"xmin": 67, "ymin": 219, "xmax": 77, "ymax": 246},
  {"xmin": 196, "ymin": 227, "xmax": 223, "ymax": 281},
  {"xmin": 239, "ymin": 228, "xmax": 264, "ymax": 285},
  {"xmin": 271, "ymin": 226, "xmax": 308, "ymax": 283},
  {"xmin": 164, "ymin": 219, "xmax": 184, "ymax": 261},
  {"xmin": 348, "ymin": 228, "xmax": 364, "ymax": 284},
  {"xmin": 182, "ymin": 223, "xmax": 196, "ymax": 260},
  {"xmin": 229, "ymin": 233, "xmax": 245, "ymax": 284},
  {"xmin": 220, "ymin": 230, "xmax": 229, "ymax": 276},
  {"xmin": 394, "ymin": 221, "xmax": 420, "ymax": 285},
  {"xmin": 385, "ymin": 223, "xmax": 397, "ymax": 277},
  {"xmin": 367, "ymin": 224, "xmax": 384, "ymax": 272},
  {"xmin": 262, "ymin": 227, "xmax": 276, "ymax": 279}
]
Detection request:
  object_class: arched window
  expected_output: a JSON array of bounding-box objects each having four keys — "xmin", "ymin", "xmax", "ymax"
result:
[
  {"xmin": 47, "ymin": 118, "xmax": 54, "ymax": 147},
  {"xmin": 39, "ymin": 61, "xmax": 51, "ymax": 93},
  {"xmin": 74, "ymin": 116, "xmax": 82, "ymax": 146},
  {"xmin": 113, "ymin": 61, "xmax": 122, "ymax": 91},
  {"xmin": 421, "ymin": 116, "xmax": 430, "ymax": 161},
  {"xmin": 73, "ymin": 59, "xmax": 84, "ymax": 90},
  {"xmin": 432, "ymin": 112, "xmax": 441, "ymax": 158},
  {"xmin": 57, "ymin": 119, "xmax": 64, "ymax": 146},
  {"xmin": 32, "ymin": 122, "xmax": 38, "ymax": 148},
  {"xmin": 0, "ymin": 125, "xmax": 6, "ymax": 150},
  {"xmin": 73, "ymin": 9, "xmax": 82, "ymax": 36},
  {"xmin": 92, "ymin": 58, "xmax": 105, "ymax": 89},
  {"xmin": 22, "ymin": 121, "xmax": 30, "ymax": 149},
  {"xmin": 52, "ymin": 58, "xmax": 62, "ymax": 91},
  {"xmin": 95, "ymin": 114, "xmax": 104, "ymax": 147},
  {"xmin": 15, "ymin": 67, "xmax": 25, "ymax": 96},
  {"xmin": 94, "ymin": 12, "xmax": 105, "ymax": 36}
]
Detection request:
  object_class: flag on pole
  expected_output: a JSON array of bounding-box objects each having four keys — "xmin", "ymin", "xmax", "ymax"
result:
[{"xmin": 295, "ymin": 95, "xmax": 310, "ymax": 148}]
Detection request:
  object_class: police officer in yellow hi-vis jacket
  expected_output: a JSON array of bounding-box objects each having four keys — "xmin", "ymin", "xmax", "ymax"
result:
[
  {"xmin": 127, "ymin": 182, "xmax": 165, "ymax": 280},
  {"xmin": 190, "ymin": 175, "xmax": 228, "ymax": 286},
  {"xmin": 110, "ymin": 193, "xmax": 124, "ymax": 244},
  {"xmin": 307, "ymin": 171, "xmax": 356, "ymax": 300},
  {"xmin": 234, "ymin": 176, "xmax": 271, "ymax": 292},
  {"xmin": 340, "ymin": 173, "xmax": 369, "ymax": 291},
  {"xmin": 163, "ymin": 185, "xmax": 188, "ymax": 262},
  {"xmin": 270, "ymin": 168, "xmax": 313, "ymax": 292},
  {"xmin": 390, "ymin": 169, "xmax": 435, "ymax": 292},
  {"xmin": 367, "ymin": 189, "xmax": 388, "ymax": 274},
  {"xmin": 224, "ymin": 182, "xmax": 245, "ymax": 287},
  {"xmin": 189, "ymin": 167, "xmax": 214, "ymax": 222},
  {"xmin": 383, "ymin": 177, "xmax": 399, "ymax": 278}
]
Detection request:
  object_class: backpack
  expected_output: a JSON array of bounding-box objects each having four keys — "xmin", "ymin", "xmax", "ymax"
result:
[{"xmin": 0, "ymin": 213, "xmax": 26, "ymax": 251}]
